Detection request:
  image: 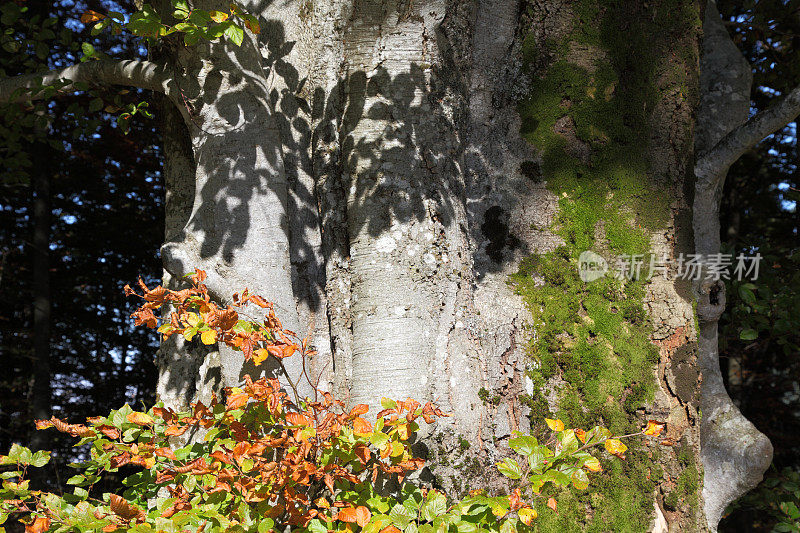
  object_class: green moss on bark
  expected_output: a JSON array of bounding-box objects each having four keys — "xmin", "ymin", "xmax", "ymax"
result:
[{"xmin": 511, "ymin": 0, "xmax": 701, "ymax": 530}]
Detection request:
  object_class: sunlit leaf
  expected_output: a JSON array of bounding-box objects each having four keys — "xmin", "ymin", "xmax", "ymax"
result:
[
  {"xmin": 604, "ymin": 438, "xmax": 627, "ymax": 458},
  {"xmin": 126, "ymin": 412, "xmax": 153, "ymax": 425},
  {"xmin": 518, "ymin": 507, "xmax": 537, "ymax": 526},
  {"xmin": 643, "ymin": 420, "xmax": 665, "ymax": 437},
  {"xmin": 545, "ymin": 418, "xmax": 564, "ymax": 432}
]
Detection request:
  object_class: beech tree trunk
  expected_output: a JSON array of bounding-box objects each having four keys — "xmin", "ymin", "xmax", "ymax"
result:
[{"xmin": 0, "ymin": 0, "xmax": 779, "ymax": 530}]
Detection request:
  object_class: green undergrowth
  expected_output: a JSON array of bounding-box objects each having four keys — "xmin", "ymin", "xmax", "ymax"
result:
[{"xmin": 508, "ymin": 0, "xmax": 700, "ymax": 530}]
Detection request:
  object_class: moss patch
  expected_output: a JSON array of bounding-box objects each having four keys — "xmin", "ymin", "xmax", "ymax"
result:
[{"xmin": 510, "ymin": 0, "xmax": 701, "ymax": 530}]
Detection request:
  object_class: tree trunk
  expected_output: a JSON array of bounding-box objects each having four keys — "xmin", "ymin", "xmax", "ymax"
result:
[{"xmin": 153, "ymin": 0, "xmax": 709, "ymax": 529}]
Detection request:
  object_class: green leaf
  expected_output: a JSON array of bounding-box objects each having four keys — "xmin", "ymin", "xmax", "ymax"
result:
[
  {"xmin": 30, "ymin": 450, "xmax": 50, "ymax": 467},
  {"xmin": 89, "ymin": 97, "xmax": 104, "ymax": 113},
  {"xmin": 496, "ymin": 458, "xmax": 522, "ymax": 480},
  {"xmin": 421, "ymin": 492, "xmax": 447, "ymax": 522},
  {"xmin": 66, "ymin": 474, "xmax": 85, "ymax": 485},
  {"xmin": 222, "ymin": 21, "xmax": 244, "ymax": 46},
  {"xmin": 740, "ymin": 328, "xmax": 758, "ymax": 341},
  {"xmin": 390, "ymin": 503, "xmax": 416, "ymax": 529},
  {"xmin": 571, "ymin": 468, "xmax": 589, "ymax": 490},
  {"xmin": 508, "ymin": 434, "xmax": 538, "ymax": 457},
  {"xmin": 81, "ymin": 42, "xmax": 95, "ymax": 58}
]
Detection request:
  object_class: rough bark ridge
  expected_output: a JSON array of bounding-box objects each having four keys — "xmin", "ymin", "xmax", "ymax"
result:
[{"xmin": 693, "ymin": 3, "xmax": 772, "ymax": 529}]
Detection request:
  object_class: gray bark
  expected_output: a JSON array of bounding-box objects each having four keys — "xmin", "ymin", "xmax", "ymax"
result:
[{"xmin": 693, "ymin": 2, "xmax": 773, "ymax": 529}]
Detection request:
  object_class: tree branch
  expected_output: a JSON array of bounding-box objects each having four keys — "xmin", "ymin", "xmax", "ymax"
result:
[
  {"xmin": 0, "ymin": 59, "xmax": 173, "ymax": 103},
  {"xmin": 696, "ymin": 83, "xmax": 800, "ymax": 182}
]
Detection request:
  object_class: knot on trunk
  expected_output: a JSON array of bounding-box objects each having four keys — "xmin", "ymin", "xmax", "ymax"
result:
[{"xmin": 693, "ymin": 277, "xmax": 726, "ymax": 323}]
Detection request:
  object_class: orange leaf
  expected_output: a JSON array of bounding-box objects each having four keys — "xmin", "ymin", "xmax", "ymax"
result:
[
  {"xmin": 547, "ymin": 498, "xmax": 557, "ymax": 512},
  {"xmin": 574, "ymin": 428, "xmax": 586, "ymax": 443},
  {"xmin": 110, "ymin": 494, "xmax": 145, "ymax": 521},
  {"xmin": 349, "ymin": 404, "xmax": 369, "ymax": 418},
  {"xmin": 227, "ymin": 391, "xmax": 249, "ymax": 410},
  {"xmin": 354, "ymin": 443, "xmax": 371, "ymax": 464},
  {"xmin": 545, "ymin": 418, "xmax": 564, "ymax": 432},
  {"xmin": 508, "ymin": 488, "xmax": 524, "ymax": 510},
  {"xmin": 164, "ymin": 424, "xmax": 187, "ymax": 437},
  {"xmin": 155, "ymin": 447, "xmax": 177, "ymax": 460},
  {"xmin": 286, "ymin": 413, "xmax": 310, "ymax": 427},
  {"xmin": 80, "ymin": 9, "xmax": 105, "ymax": 23},
  {"xmin": 353, "ymin": 417, "xmax": 372, "ymax": 437},
  {"xmin": 25, "ymin": 515, "xmax": 51, "ymax": 533},
  {"xmin": 355, "ymin": 506, "xmax": 371, "ymax": 527},
  {"xmin": 337, "ymin": 507, "xmax": 357, "ymax": 523},
  {"xmin": 644, "ymin": 420, "xmax": 665, "ymax": 437},
  {"xmin": 127, "ymin": 412, "xmax": 154, "ymax": 425},
  {"xmin": 97, "ymin": 425, "xmax": 121, "ymax": 439},
  {"xmin": 380, "ymin": 527, "xmax": 402, "ymax": 533}
]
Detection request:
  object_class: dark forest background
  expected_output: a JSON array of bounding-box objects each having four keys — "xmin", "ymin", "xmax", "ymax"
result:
[{"xmin": 0, "ymin": 1, "xmax": 797, "ymax": 530}]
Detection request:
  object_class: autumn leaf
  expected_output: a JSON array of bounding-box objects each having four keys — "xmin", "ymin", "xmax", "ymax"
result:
[
  {"xmin": 380, "ymin": 527, "xmax": 402, "ymax": 533},
  {"xmin": 110, "ymin": 494, "xmax": 145, "ymax": 521},
  {"xmin": 25, "ymin": 515, "xmax": 51, "ymax": 533},
  {"xmin": 164, "ymin": 424, "xmax": 188, "ymax": 437},
  {"xmin": 286, "ymin": 413, "xmax": 310, "ymax": 427},
  {"xmin": 644, "ymin": 420, "xmax": 665, "ymax": 437},
  {"xmin": 97, "ymin": 425, "xmax": 121, "ymax": 439},
  {"xmin": 547, "ymin": 498, "xmax": 557, "ymax": 512},
  {"xmin": 243, "ymin": 15, "xmax": 260, "ymax": 34},
  {"xmin": 355, "ymin": 506, "xmax": 371, "ymax": 527},
  {"xmin": 604, "ymin": 438, "xmax": 628, "ymax": 458},
  {"xmin": 353, "ymin": 417, "xmax": 373, "ymax": 437},
  {"xmin": 574, "ymin": 428, "xmax": 586, "ymax": 443},
  {"xmin": 354, "ymin": 443, "xmax": 371, "ymax": 464},
  {"xmin": 349, "ymin": 404, "xmax": 369, "ymax": 418},
  {"xmin": 337, "ymin": 507, "xmax": 358, "ymax": 523},
  {"xmin": 518, "ymin": 507, "xmax": 537, "ymax": 525},
  {"xmin": 155, "ymin": 447, "xmax": 177, "ymax": 460},
  {"xmin": 545, "ymin": 418, "xmax": 564, "ymax": 432},
  {"xmin": 80, "ymin": 10, "xmax": 105, "ymax": 23},
  {"xmin": 583, "ymin": 456, "xmax": 602, "ymax": 472},
  {"xmin": 209, "ymin": 10, "xmax": 229, "ymax": 22},
  {"xmin": 127, "ymin": 412, "xmax": 154, "ymax": 425},
  {"xmin": 253, "ymin": 348, "xmax": 270, "ymax": 364},
  {"xmin": 200, "ymin": 329, "xmax": 218, "ymax": 345}
]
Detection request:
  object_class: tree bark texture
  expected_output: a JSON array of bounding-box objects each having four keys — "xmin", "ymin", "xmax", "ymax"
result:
[
  {"xmin": 693, "ymin": 2, "xmax": 772, "ymax": 529},
  {"xmin": 151, "ymin": 0, "xmax": 711, "ymax": 529}
]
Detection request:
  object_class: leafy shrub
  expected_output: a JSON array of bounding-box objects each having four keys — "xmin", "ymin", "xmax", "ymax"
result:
[{"xmin": 0, "ymin": 271, "xmax": 664, "ymax": 532}]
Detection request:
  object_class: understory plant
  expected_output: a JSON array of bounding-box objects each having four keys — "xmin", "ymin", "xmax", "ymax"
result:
[{"xmin": 0, "ymin": 271, "xmax": 665, "ymax": 532}]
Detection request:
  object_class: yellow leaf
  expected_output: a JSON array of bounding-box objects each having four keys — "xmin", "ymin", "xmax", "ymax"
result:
[
  {"xmin": 604, "ymin": 438, "xmax": 627, "ymax": 457},
  {"xmin": 253, "ymin": 348, "xmax": 270, "ymax": 364},
  {"xmin": 209, "ymin": 10, "xmax": 229, "ymax": 22},
  {"xmin": 583, "ymin": 456, "xmax": 602, "ymax": 472},
  {"xmin": 200, "ymin": 329, "xmax": 217, "ymax": 345},
  {"xmin": 183, "ymin": 328, "xmax": 196, "ymax": 342},
  {"xmin": 185, "ymin": 312, "xmax": 200, "ymax": 327},
  {"xmin": 127, "ymin": 412, "xmax": 154, "ymax": 426},
  {"xmin": 644, "ymin": 420, "xmax": 665, "ymax": 437},
  {"xmin": 518, "ymin": 507, "xmax": 537, "ymax": 526},
  {"xmin": 545, "ymin": 418, "xmax": 564, "ymax": 432}
]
